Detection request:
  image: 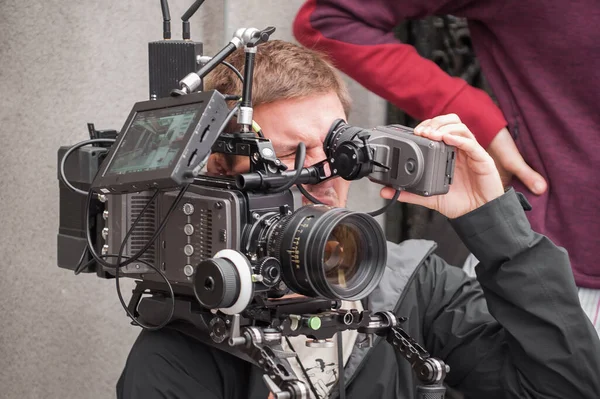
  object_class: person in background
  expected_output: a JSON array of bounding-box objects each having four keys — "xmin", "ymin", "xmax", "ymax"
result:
[{"xmin": 293, "ymin": 0, "xmax": 600, "ymax": 334}]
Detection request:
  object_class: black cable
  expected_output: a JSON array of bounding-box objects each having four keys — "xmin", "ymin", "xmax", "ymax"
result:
[
  {"xmin": 59, "ymin": 138, "xmax": 114, "ymax": 196},
  {"xmin": 200, "ymin": 58, "xmax": 243, "ymax": 84},
  {"xmin": 76, "ymin": 186, "xmax": 155, "ymax": 274},
  {"xmin": 73, "ymin": 246, "xmax": 90, "ymax": 275},
  {"xmin": 223, "ymin": 61, "xmax": 244, "ymax": 84},
  {"xmin": 296, "ymin": 184, "xmax": 323, "ymax": 205},
  {"xmin": 221, "ymin": 103, "xmax": 241, "ymax": 133},
  {"xmin": 297, "ymin": 178, "xmax": 401, "ymax": 217},
  {"xmin": 96, "ymin": 185, "xmax": 189, "ymax": 270},
  {"xmin": 112, "ymin": 185, "xmax": 189, "ymax": 330},
  {"xmin": 269, "ymin": 143, "xmax": 306, "ymax": 194},
  {"xmin": 368, "ymin": 189, "xmax": 401, "ymax": 217},
  {"xmin": 77, "ymin": 254, "xmax": 175, "ymax": 331},
  {"xmin": 84, "ymin": 188, "xmax": 161, "ymax": 269},
  {"xmin": 114, "ymin": 248, "xmax": 174, "ymax": 330}
]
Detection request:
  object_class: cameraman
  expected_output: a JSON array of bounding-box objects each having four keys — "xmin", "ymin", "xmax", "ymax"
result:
[{"xmin": 116, "ymin": 41, "xmax": 600, "ymax": 399}]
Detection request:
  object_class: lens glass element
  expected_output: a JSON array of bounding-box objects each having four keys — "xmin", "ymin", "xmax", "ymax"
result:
[{"xmin": 323, "ymin": 222, "xmax": 362, "ymax": 290}]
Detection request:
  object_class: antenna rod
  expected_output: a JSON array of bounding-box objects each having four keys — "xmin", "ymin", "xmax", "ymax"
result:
[
  {"xmin": 160, "ymin": 0, "xmax": 171, "ymax": 39},
  {"xmin": 181, "ymin": 0, "xmax": 206, "ymax": 40}
]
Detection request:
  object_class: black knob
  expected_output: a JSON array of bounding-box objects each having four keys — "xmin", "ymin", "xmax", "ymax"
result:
[
  {"xmin": 193, "ymin": 258, "xmax": 240, "ymax": 309},
  {"xmin": 258, "ymin": 257, "xmax": 281, "ymax": 288},
  {"xmin": 335, "ymin": 143, "xmax": 368, "ymax": 180}
]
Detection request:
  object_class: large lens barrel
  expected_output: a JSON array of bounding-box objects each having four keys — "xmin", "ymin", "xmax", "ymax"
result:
[{"xmin": 267, "ymin": 205, "xmax": 386, "ymax": 301}]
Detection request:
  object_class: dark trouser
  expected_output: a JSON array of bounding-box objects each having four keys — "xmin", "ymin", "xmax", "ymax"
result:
[{"xmin": 116, "ymin": 327, "xmax": 269, "ymax": 399}]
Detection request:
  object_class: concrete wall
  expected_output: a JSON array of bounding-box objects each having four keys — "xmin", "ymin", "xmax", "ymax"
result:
[{"xmin": 0, "ymin": 1, "xmax": 386, "ymax": 398}]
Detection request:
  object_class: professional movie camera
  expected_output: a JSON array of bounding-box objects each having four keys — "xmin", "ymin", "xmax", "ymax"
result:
[{"xmin": 56, "ymin": 1, "xmax": 456, "ymax": 398}]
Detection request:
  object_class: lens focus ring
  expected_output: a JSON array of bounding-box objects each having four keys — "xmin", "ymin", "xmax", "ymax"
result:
[{"xmin": 267, "ymin": 205, "xmax": 387, "ymax": 301}]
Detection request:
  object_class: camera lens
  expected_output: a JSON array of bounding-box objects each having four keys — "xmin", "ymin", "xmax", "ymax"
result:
[
  {"xmin": 323, "ymin": 222, "xmax": 361, "ymax": 292},
  {"xmin": 267, "ymin": 205, "xmax": 386, "ymax": 301}
]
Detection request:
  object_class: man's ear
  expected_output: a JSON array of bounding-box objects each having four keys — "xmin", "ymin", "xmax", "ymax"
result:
[{"xmin": 206, "ymin": 153, "xmax": 228, "ymax": 175}]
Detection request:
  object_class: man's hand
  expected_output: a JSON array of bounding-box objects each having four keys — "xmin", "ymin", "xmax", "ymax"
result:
[
  {"xmin": 487, "ymin": 127, "xmax": 547, "ymax": 194},
  {"xmin": 381, "ymin": 114, "xmax": 504, "ymax": 219}
]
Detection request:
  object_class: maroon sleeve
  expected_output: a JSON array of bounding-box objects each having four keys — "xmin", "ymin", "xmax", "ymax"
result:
[{"xmin": 293, "ymin": 0, "xmax": 507, "ymax": 148}]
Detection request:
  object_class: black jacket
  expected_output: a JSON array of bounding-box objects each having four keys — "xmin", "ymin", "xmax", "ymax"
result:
[
  {"xmin": 245, "ymin": 189, "xmax": 600, "ymax": 398},
  {"xmin": 126, "ymin": 189, "xmax": 600, "ymax": 399}
]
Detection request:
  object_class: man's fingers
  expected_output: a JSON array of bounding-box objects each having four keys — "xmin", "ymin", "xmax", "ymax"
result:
[
  {"xmin": 415, "ymin": 114, "xmax": 462, "ymax": 135},
  {"xmin": 426, "ymin": 113, "xmax": 462, "ymax": 127},
  {"xmin": 442, "ymin": 133, "xmax": 489, "ymax": 163},
  {"xmin": 487, "ymin": 128, "xmax": 548, "ymax": 196},
  {"xmin": 434, "ymin": 123, "xmax": 475, "ymax": 139},
  {"xmin": 510, "ymin": 160, "xmax": 548, "ymax": 195}
]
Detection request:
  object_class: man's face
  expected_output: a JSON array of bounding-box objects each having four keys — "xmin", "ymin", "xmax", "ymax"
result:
[{"xmin": 207, "ymin": 92, "xmax": 351, "ymax": 207}]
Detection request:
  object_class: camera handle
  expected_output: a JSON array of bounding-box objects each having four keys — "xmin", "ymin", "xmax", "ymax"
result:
[
  {"xmin": 370, "ymin": 314, "xmax": 449, "ymax": 399},
  {"xmin": 229, "ymin": 324, "xmax": 311, "ymax": 399}
]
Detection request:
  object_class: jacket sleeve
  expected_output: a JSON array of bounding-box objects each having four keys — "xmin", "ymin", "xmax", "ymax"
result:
[
  {"xmin": 416, "ymin": 188, "xmax": 600, "ymax": 398},
  {"xmin": 292, "ymin": 0, "xmax": 507, "ymax": 148}
]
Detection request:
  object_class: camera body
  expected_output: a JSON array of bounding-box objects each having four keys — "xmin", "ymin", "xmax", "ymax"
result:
[
  {"xmin": 368, "ymin": 125, "xmax": 455, "ymax": 196},
  {"xmin": 103, "ymin": 179, "xmax": 300, "ymax": 292}
]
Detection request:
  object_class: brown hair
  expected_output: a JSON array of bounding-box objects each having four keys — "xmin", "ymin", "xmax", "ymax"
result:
[{"xmin": 204, "ymin": 40, "xmax": 352, "ymax": 116}]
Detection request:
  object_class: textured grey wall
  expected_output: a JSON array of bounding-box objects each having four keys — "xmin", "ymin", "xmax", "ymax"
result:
[{"xmin": 0, "ymin": 1, "xmax": 385, "ymax": 398}]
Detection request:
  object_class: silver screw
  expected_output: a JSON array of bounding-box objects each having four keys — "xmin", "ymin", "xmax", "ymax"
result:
[{"xmin": 261, "ymin": 148, "xmax": 274, "ymax": 158}]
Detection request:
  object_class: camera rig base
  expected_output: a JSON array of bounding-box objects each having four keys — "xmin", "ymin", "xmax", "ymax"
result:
[{"xmin": 128, "ymin": 280, "xmax": 449, "ymax": 399}]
